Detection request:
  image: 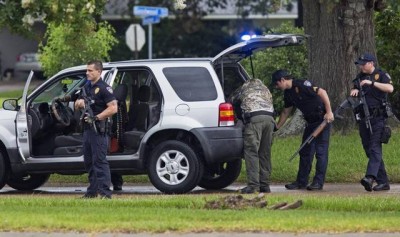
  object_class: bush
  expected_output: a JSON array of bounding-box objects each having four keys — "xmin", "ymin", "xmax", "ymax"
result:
[{"xmin": 40, "ymin": 21, "xmax": 117, "ymax": 77}]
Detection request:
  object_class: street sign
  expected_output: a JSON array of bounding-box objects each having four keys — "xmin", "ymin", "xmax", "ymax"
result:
[
  {"xmin": 142, "ymin": 15, "xmax": 160, "ymax": 25},
  {"xmin": 133, "ymin": 6, "xmax": 168, "ymax": 18},
  {"xmin": 125, "ymin": 24, "xmax": 145, "ymax": 51}
]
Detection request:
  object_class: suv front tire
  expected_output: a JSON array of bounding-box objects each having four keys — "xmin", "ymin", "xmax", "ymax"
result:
[{"xmin": 148, "ymin": 140, "xmax": 204, "ymax": 194}]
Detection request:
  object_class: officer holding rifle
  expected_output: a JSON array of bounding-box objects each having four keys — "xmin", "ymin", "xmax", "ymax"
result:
[
  {"xmin": 75, "ymin": 60, "xmax": 117, "ymax": 199},
  {"xmin": 352, "ymin": 53, "xmax": 393, "ymax": 192},
  {"xmin": 272, "ymin": 69, "xmax": 334, "ymax": 191}
]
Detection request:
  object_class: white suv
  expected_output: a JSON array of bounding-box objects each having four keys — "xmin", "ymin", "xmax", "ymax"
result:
[{"xmin": 0, "ymin": 34, "xmax": 305, "ymax": 194}]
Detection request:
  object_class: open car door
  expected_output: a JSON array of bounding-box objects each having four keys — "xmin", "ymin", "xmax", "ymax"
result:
[
  {"xmin": 15, "ymin": 71, "xmax": 35, "ymax": 160},
  {"xmin": 103, "ymin": 67, "xmax": 118, "ymax": 86}
]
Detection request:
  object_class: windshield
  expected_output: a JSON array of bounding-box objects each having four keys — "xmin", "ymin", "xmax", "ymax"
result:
[{"xmin": 33, "ymin": 74, "xmax": 86, "ymax": 103}]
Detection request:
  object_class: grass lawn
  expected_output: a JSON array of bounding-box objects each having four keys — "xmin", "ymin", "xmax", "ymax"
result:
[{"xmin": 0, "ymin": 194, "xmax": 399, "ymax": 233}]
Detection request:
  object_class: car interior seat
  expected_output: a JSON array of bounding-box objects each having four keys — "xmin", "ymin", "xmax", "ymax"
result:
[
  {"xmin": 124, "ymin": 85, "xmax": 150, "ymax": 150},
  {"xmin": 53, "ymin": 84, "xmax": 129, "ymax": 156}
]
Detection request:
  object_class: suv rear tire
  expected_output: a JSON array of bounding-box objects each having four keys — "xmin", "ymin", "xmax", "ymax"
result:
[
  {"xmin": 148, "ymin": 140, "xmax": 203, "ymax": 194},
  {"xmin": 6, "ymin": 174, "xmax": 50, "ymax": 191},
  {"xmin": 198, "ymin": 159, "xmax": 242, "ymax": 190}
]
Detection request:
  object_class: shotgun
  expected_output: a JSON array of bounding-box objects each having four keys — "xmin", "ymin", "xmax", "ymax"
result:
[{"xmin": 288, "ymin": 97, "xmax": 356, "ymax": 162}]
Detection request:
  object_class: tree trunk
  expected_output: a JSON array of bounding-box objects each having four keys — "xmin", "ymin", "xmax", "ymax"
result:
[{"xmin": 302, "ymin": 0, "xmax": 376, "ymax": 132}]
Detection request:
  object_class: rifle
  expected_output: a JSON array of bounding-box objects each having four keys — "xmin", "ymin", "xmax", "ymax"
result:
[
  {"xmin": 288, "ymin": 97, "xmax": 356, "ymax": 162},
  {"xmin": 79, "ymin": 85, "xmax": 98, "ymax": 134},
  {"xmin": 354, "ymin": 77, "xmax": 373, "ymax": 134}
]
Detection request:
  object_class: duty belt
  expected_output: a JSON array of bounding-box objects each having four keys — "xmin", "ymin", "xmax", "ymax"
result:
[{"xmin": 245, "ymin": 111, "xmax": 274, "ymax": 118}]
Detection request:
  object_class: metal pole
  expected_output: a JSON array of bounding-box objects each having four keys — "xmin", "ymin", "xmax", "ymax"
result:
[
  {"xmin": 148, "ymin": 24, "xmax": 152, "ymax": 59},
  {"xmin": 134, "ymin": 25, "xmax": 138, "ymax": 59}
]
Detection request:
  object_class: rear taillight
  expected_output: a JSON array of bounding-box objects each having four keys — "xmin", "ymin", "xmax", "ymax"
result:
[{"xmin": 219, "ymin": 103, "xmax": 235, "ymax": 126}]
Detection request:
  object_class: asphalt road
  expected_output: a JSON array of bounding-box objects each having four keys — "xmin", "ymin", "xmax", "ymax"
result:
[{"xmin": 1, "ymin": 182, "xmax": 399, "ymax": 196}]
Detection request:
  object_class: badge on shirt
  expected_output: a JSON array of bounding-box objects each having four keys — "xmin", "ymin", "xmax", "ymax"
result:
[
  {"xmin": 95, "ymin": 87, "xmax": 100, "ymax": 94},
  {"xmin": 106, "ymin": 87, "xmax": 113, "ymax": 93},
  {"xmin": 374, "ymin": 74, "xmax": 379, "ymax": 81},
  {"xmin": 303, "ymin": 80, "xmax": 312, "ymax": 87}
]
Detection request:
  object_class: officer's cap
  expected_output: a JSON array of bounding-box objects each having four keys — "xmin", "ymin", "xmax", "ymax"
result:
[
  {"xmin": 271, "ymin": 69, "xmax": 291, "ymax": 86},
  {"xmin": 355, "ymin": 53, "xmax": 376, "ymax": 65}
]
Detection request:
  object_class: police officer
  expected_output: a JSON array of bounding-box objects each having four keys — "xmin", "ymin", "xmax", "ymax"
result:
[
  {"xmin": 75, "ymin": 60, "xmax": 117, "ymax": 199},
  {"xmin": 272, "ymin": 70, "xmax": 334, "ymax": 191},
  {"xmin": 230, "ymin": 78, "xmax": 275, "ymax": 194},
  {"xmin": 351, "ymin": 53, "xmax": 394, "ymax": 192},
  {"xmin": 111, "ymin": 173, "xmax": 123, "ymax": 191}
]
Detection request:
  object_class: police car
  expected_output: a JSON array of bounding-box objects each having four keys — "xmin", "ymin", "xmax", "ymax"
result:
[{"xmin": 0, "ymin": 34, "xmax": 306, "ymax": 194}]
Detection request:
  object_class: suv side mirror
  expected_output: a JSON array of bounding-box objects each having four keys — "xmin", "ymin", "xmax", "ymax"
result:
[{"xmin": 3, "ymin": 99, "xmax": 18, "ymax": 111}]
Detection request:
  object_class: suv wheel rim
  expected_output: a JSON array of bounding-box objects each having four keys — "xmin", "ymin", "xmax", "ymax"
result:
[{"xmin": 156, "ymin": 150, "xmax": 189, "ymax": 185}]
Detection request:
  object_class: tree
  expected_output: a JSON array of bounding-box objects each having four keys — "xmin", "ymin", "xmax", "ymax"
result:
[
  {"xmin": 375, "ymin": 6, "xmax": 400, "ymax": 119},
  {"xmin": 301, "ymin": 0, "xmax": 386, "ymax": 132},
  {"xmin": 0, "ymin": 0, "xmax": 117, "ymax": 77}
]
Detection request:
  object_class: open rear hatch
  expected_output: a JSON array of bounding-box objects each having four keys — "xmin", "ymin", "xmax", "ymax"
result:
[{"xmin": 212, "ymin": 34, "xmax": 307, "ymax": 66}]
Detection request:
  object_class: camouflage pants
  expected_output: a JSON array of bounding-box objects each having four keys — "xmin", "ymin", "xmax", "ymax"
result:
[{"xmin": 243, "ymin": 115, "xmax": 275, "ymax": 189}]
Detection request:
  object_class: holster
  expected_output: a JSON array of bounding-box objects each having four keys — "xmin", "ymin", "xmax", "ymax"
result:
[
  {"xmin": 381, "ymin": 125, "xmax": 391, "ymax": 144},
  {"xmin": 95, "ymin": 120, "xmax": 107, "ymax": 135}
]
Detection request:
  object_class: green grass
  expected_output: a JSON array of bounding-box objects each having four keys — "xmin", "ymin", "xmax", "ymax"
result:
[
  {"xmin": 0, "ymin": 90, "xmax": 23, "ymax": 107},
  {"xmin": 0, "ymin": 194, "xmax": 399, "ymax": 233}
]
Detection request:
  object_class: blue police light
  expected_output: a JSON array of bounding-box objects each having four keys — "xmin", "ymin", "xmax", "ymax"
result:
[{"xmin": 241, "ymin": 34, "xmax": 258, "ymax": 41}]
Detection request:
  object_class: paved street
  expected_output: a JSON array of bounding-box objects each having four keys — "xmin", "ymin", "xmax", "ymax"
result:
[{"xmin": 1, "ymin": 183, "xmax": 399, "ymax": 196}]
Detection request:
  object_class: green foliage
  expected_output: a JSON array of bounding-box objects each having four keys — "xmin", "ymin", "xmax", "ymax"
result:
[
  {"xmin": 240, "ymin": 22, "xmax": 308, "ymax": 112},
  {"xmin": 375, "ymin": 8, "xmax": 400, "ymax": 117},
  {"xmin": 39, "ymin": 21, "xmax": 117, "ymax": 77},
  {"xmin": 386, "ymin": 0, "xmax": 400, "ymax": 11},
  {"xmin": 0, "ymin": 0, "xmax": 117, "ymax": 77},
  {"xmin": 0, "ymin": 0, "xmax": 106, "ymax": 38}
]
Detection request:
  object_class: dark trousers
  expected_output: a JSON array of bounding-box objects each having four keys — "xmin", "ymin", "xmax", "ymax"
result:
[
  {"xmin": 83, "ymin": 129, "xmax": 112, "ymax": 197},
  {"xmin": 358, "ymin": 116, "xmax": 388, "ymax": 184},
  {"xmin": 243, "ymin": 115, "xmax": 275, "ymax": 189},
  {"xmin": 297, "ymin": 121, "xmax": 331, "ymax": 186},
  {"xmin": 111, "ymin": 173, "xmax": 123, "ymax": 187}
]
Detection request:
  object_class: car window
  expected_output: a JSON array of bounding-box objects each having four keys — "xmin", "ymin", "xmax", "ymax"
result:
[
  {"xmin": 33, "ymin": 74, "xmax": 86, "ymax": 103},
  {"xmin": 163, "ymin": 67, "xmax": 217, "ymax": 102},
  {"xmin": 112, "ymin": 69, "xmax": 154, "ymax": 109}
]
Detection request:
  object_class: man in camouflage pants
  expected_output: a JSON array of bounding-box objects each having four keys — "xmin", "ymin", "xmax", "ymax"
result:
[{"xmin": 230, "ymin": 78, "xmax": 275, "ymax": 193}]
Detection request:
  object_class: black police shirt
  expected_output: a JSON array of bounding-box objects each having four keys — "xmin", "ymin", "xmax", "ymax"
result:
[
  {"xmin": 354, "ymin": 68, "xmax": 392, "ymax": 108},
  {"xmin": 283, "ymin": 79, "xmax": 324, "ymax": 116},
  {"xmin": 84, "ymin": 79, "xmax": 116, "ymax": 116}
]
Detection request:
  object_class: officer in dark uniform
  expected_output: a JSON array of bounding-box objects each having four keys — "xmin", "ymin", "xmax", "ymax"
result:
[
  {"xmin": 351, "ymin": 53, "xmax": 394, "ymax": 192},
  {"xmin": 272, "ymin": 69, "xmax": 334, "ymax": 191},
  {"xmin": 111, "ymin": 173, "xmax": 123, "ymax": 191},
  {"xmin": 75, "ymin": 60, "xmax": 117, "ymax": 199}
]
